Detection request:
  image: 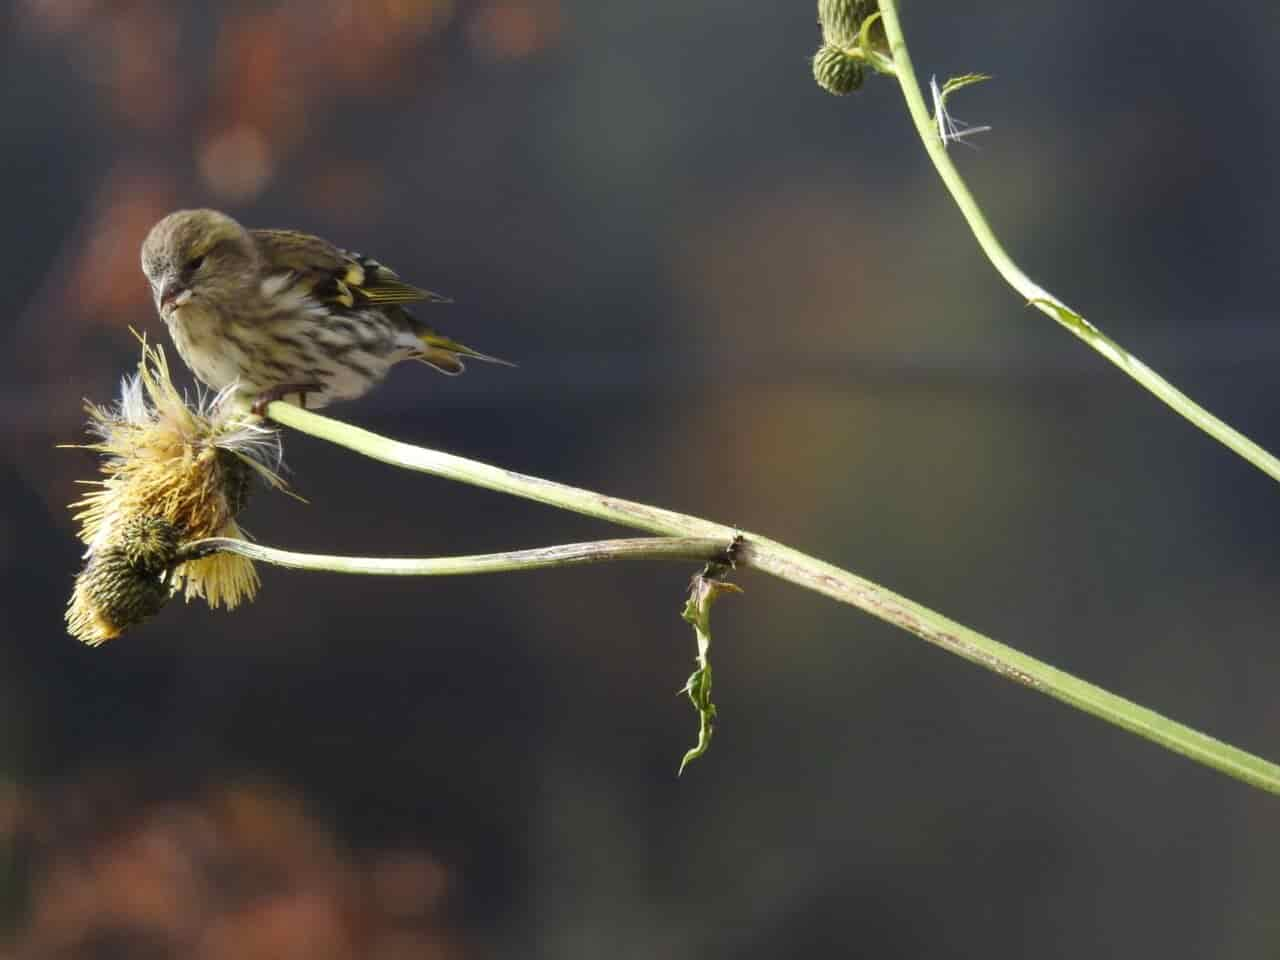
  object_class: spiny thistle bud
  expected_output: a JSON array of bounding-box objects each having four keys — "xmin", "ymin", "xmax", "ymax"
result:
[
  {"xmin": 66, "ymin": 339, "xmax": 287, "ymax": 645},
  {"xmin": 819, "ymin": 0, "xmax": 874, "ymax": 49},
  {"xmin": 813, "ymin": 44, "xmax": 864, "ymax": 95},
  {"xmin": 813, "ymin": 0, "xmax": 882, "ymax": 95}
]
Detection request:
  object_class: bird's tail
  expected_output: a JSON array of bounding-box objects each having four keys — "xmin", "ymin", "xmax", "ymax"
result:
[{"xmin": 415, "ymin": 331, "xmax": 515, "ymax": 376}]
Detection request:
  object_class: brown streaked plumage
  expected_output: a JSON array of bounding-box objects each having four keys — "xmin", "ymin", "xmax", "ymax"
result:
[{"xmin": 139, "ymin": 209, "xmax": 509, "ymax": 410}]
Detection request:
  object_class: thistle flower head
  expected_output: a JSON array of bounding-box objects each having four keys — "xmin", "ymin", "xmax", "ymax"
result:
[{"xmin": 67, "ymin": 340, "xmax": 287, "ymax": 645}]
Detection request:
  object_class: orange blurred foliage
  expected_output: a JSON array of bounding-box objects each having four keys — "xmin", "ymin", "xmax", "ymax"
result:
[
  {"xmin": 8, "ymin": 777, "xmax": 461, "ymax": 959},
  {"xmin": 469, "ymin": 0, "xmax": 562, "ymax": 60}
]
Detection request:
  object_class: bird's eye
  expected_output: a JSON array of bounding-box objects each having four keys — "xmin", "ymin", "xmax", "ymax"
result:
[{"xmin": 186, "ymin": 255, "xmax": 205, "ymax": 272}]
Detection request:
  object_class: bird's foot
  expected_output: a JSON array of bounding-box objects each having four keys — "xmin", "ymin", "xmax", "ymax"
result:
[{"xmin": 250, "ymin": 382, "xmax": 323, "ymax": 417}]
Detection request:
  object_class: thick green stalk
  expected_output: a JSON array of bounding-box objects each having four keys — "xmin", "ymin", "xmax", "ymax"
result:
[
  {"xmin": 263, "ymin": 401, "xmax": 1280, "ymax": 795},
  {"xmin": 875, "ymin": 0, "xmax": 1280, "ymax": 484}
]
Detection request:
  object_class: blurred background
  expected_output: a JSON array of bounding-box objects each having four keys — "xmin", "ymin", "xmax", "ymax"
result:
[{"xmin": 3, "ymin": 0, "xmax": 1280, "ymax": 956}]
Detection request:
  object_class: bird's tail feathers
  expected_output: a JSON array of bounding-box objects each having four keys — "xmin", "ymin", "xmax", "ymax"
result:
[{"xmin": 415, "ymin": 332, "xmax": 515, "ymax": 376}]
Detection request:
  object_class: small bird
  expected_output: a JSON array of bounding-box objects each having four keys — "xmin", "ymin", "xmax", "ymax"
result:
[{"xmin": 140, "ymin": 209, "xmax": 509, "ymax": 411}]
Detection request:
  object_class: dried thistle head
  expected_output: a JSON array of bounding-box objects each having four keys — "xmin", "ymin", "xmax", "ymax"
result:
[
  {"xmin": 67, "ymin": 340, "xmax": 287, "ymax": 645},
  {"xmin": 67, "ymin": 515, "xmax": 180, "ymax": 645}
]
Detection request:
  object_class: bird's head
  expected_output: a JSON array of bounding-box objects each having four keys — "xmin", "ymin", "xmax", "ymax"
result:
[{"xmin": 140, "ymin": 209, "xmax": 258, "ymax": 319}]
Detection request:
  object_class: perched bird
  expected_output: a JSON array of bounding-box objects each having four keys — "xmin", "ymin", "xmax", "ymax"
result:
[{"xmin": 139, "ymin": 209, "xmax": 509, "ymax": 410}]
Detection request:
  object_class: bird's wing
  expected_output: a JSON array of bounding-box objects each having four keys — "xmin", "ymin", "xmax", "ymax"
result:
[{"xmin": 251, "ymin": 228, "xmax": 449, "ymax": 309}]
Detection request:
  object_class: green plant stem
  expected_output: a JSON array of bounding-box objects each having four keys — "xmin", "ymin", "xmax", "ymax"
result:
[
  {"xmin": 178, "ymin": 536, "xmax": 729, "ymax": 575},
  {"xmin": 874, "ymin": 0, "xmax": 1280, "ymax": 485},
  {"xmin": 263, "ymin": 400, "xmax": 1280, "ymax": 795}
]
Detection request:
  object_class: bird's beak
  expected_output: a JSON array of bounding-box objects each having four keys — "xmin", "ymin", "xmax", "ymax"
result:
[{"xmin": 159, "ymin": 279, "xmax": 192, "ymax": 313}]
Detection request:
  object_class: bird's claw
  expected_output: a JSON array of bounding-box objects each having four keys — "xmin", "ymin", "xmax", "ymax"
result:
[{"xmin": 250, "ymin": 383, "xmax": 322, "ymax": 417}]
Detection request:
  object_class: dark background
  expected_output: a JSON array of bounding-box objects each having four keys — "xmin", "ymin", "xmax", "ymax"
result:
[{"xmin": 2, "ymin": 1, "xmax": 1279, "ymax": 956}]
